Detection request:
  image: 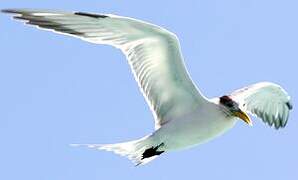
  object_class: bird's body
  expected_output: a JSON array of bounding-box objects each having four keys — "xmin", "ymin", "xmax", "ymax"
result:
[
  {"xmin": 2, "ymin": 9, "xmax": 293, "ymax": 165},
  {"xmin": 152, "ymin": 99, "xmax": 236, "ymax": 151}
]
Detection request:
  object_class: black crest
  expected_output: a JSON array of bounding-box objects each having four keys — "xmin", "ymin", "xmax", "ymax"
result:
[
  {"xmin": 219, "ymin": 95, "xmax": 233, "ymax": 104},
  {"xmin": 219, "ymin": 95, "xmax": 239, "ymax": 109}
]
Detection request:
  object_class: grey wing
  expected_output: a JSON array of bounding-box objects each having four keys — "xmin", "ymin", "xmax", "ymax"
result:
[
  {"xmin": 230, "ymin": 82, "xmax": 293, "ymax": 129},
  {"xmin": 2, "ymin": 9, "xmax": 208, "ymax": 129}
]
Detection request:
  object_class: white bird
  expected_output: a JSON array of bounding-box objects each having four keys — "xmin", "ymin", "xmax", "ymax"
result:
[{"xmin": 2, "ymin": 9, "xmax": 293, "ymax": 165}]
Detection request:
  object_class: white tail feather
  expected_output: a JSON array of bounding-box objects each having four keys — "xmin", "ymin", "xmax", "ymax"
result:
[{"xmin": 71, "ymin": 136, "xmax": 157, "ymax": 165}]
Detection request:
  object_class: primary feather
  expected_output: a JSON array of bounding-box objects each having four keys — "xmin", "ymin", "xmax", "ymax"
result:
[{"xmin": 230, "ymin": 82, "xmax": 292, "ymax": 129}]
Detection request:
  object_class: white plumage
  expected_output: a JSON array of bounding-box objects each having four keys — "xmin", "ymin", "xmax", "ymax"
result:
[
  {"xmin": 230, "ymin": 82, "xmax": 292, "ymax": 128},
  {"xmin": 2, "ymin": 9, "xmax": 293, "ymax": 165}
]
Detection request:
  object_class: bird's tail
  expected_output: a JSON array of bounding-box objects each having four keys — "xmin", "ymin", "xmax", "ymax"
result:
[{"xmin": 71, "ymin": 135, "xmax": 158, "ymax": 166}]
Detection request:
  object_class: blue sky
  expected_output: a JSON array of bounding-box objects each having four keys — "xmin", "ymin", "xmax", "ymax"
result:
[{"xmin": 0, "ymin": 0, "xmax": 297, "ymax": 179}]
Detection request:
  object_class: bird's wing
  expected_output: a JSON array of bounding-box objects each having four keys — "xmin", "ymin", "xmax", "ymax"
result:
[
  {"xmin": 230, "ymin": 82, "xmax": 292, "ymax": 129},
  {"xmin": 2, "ymin": 9, "xmax": 207, "ymax": 129}
]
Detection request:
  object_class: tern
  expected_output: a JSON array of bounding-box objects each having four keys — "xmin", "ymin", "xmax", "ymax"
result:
[{"xmin": 2, "ymin": 9, "xmax": 293, "ymax": 165}]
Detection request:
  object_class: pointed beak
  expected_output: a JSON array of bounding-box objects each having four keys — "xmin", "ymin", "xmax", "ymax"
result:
[{"xmin": 233, "ymin": 110, "xmax": 253, "ymax": 126}]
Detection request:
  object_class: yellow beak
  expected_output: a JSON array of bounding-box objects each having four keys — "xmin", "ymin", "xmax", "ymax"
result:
[{"xmin": 233, "ymin": 110, "xmax": 253, "ymax": 126}]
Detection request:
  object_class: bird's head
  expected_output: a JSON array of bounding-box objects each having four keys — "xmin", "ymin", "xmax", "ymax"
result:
[{"xmin": 219, "ymin": 95, "xmax": 252, "ymax": 126}]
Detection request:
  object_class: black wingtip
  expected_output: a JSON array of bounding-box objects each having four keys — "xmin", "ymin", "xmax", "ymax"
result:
[
  {"xmin": 286, "ymin": 101, "xmax": 293, "ymax": 110},
  {"xmin": 1, "ymin": 9, "xmax": 11, "ymax": 13},
  {"xmin": 1, "ymin": 9, "xmax": 18, "ymax": 14},
  {"xmin": 74, "ymin": 12, "xmax": 108, "ymax": 19}
]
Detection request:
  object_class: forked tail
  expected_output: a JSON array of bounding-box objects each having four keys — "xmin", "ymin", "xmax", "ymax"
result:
[{"xmin": 71, "ymin": 135, "xmax": 164, "ymax": 166}]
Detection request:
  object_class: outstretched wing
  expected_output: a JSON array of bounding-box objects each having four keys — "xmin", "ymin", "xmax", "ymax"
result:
[
  {"xmin": 230, "ymin": 82, "xmax": 292, "ymax": 129},
  {"xmin": 2, "ymin": 9, "xmax": 207, "ymax": 129}
]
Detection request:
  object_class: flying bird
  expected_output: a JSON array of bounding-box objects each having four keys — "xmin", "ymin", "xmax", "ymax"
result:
[{"xmin": 2, "ymin": 9, "xmax": 293, "ymax": 165}]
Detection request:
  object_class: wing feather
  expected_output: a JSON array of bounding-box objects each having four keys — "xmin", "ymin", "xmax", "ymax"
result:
[
  {"xmin": 2, "ymin": 9, "xmax": 207, "ymax": 129},
  {"xmin": 230, "ymin": 82, "xmax": 292, "ymax": 129}
]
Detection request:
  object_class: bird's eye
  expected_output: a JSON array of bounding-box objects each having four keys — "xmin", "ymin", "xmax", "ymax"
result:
[{"xmin": 226, "ymin": 102, "xmax": 234, "ymax": 108}]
